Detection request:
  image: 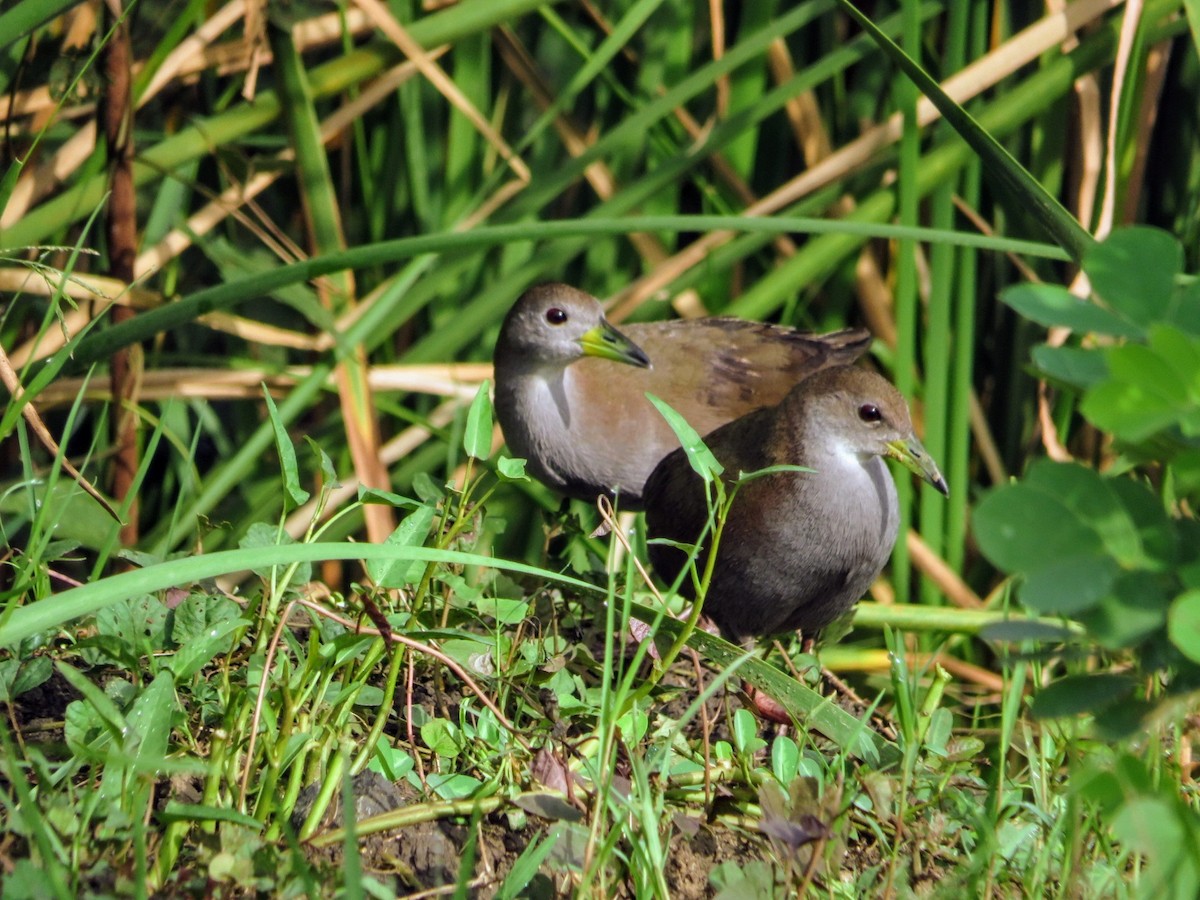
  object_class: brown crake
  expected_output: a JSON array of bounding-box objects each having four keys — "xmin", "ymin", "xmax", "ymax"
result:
[
  {"xmin": 493, "ymin": 284, "xmax": 872, "ymax": 508},
  {"xmin": 643, "ymin": 366, "xmax": 948, "ymax": 641}
]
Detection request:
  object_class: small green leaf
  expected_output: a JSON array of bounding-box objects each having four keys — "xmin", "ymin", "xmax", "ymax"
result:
[
  {"xmin": 357, "ymin": 486, "xmax": 422, "ymax": 509},
  {"xmin": 474, "ymin": 597, "xmax": 530, "ymax": 625},
  {"xmin": 170, "ymin": 592, "xmax": 241, "ymax": 644},
  {"xmin": 616, "ymin": 707, "xmax": 649, "ymax": 742},
  {"xmin": 170, "ymin": 616, "xmax": 248, "ymax": 681},
  {"xmin": 924, "ymin": 708, "xmax": 953, "ymax": 756},
  {"xmin": 463, "ymin": 380, "xmax": 494, "ymax": 461},
  {"xmin": 1109, "ymin": 793, "xmax": 1200, "ymax": 895},
  {"xmin": 1108, "ymin": 477, "xmax": 1177, "ymax": 570},
  {"xmin": 424, "ymin": 773, "xmax": 482, "ymax": 800},
  {"xmin": 1106, "ymin": 343, "xmax": 1191, "ymax": 405},
  {"xmin": 263, "ymin": 386, "xmax": 310, "ymax": 507},
  {"xmin": 303, "ymin": 435, "xmax": 339, "ymax": 487},
  {"xmin": 496, "ymin": 456, "xmax": 529, "ymax": 481},
  {"xmin": 420, "ymin": 718, "xmax": 461, "ymax": 758},
  {"xmin": 368, "ymin": 505, "xmax": 436, "ymax": 588},
  {"xmin": 646, "ymin": 392, "xmax": 723, "ymax": 480},
  {"xmin": 731, "ymin": 707, "xmax": 766, "ymax": 757},
  {"xmin": 0, "ymin": 656, "xmax": 52, "ymax": 703},
  {"xmin": 1148, "ymin": 326, "xmax": 1200, "ymax": 403},
  {"xmin": 411, "ymin": 472, "xmax": 445, "ymax": 503},
  {"xmin": 98, "ymin": 672, "xmax": 179, "ymax": 808},
  {"xmin": 770, "ymin": 735, "xmax": 800, "ymax": 784},
  {"xmin": 1084, "ymin": 227, "xmax": 1182, "ymax": 326}
]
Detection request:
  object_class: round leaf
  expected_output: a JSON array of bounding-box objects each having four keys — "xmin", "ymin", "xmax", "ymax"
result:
[
  {"xmin": 1002, "ymin": 283, "xmax": 1142, "ymax": 338},
  {"xmin": 973, "ymin": 483, "xmax": 1101, "ymax": 573},
  {"xmin": 1084, "ymin": 227, "xmax": 1182, "ymax": 326},
  {"xmin": 1168, "ymin": 590, "xmax": 1200, "ymax": 664},
  {"xmin": 1029, "ymin": 673, "xmax": 1135, "ymax": 719},
  {"xmin": 1019, "ymin": 553, "xmax": 1118, "ymax": 615}
]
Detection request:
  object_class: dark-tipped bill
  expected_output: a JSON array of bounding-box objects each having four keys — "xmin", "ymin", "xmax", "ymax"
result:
[
  {"xmin": 578, "ymin": 319, "xmax": 651, "ymax": 368},
  {"xmin": 885, "ymin": 435, "xmax": 949, "ymax": 496}
]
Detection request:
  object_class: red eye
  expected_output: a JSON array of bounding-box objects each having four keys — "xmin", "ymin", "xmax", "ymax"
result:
[
  {"xmin": 858, "ymin": 404, "xmax": 882, "ymax": 423},
  {"xmin": 545, "ymin": 307, "xmax": 568, "ymax": 325}
]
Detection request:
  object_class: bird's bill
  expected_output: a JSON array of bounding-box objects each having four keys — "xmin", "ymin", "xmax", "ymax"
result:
[
  {"xmin": 885, "ymin": 436, "xmax": 949, "ymax": 496},
  {"xmin": 578, "ymin": 319, "xmax": 651, "ymax": 368}
]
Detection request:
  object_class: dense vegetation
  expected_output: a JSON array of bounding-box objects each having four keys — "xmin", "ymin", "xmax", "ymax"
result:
[{"xmin": 2, "ymin": 0, "xmax": 1199, "ymax": 895}]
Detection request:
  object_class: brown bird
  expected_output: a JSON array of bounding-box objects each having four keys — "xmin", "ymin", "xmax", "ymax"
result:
[
  {"xmin": 643, "ymin": 366, "xmax": 948, "ymax": 641},
  {"xmin": 492, "ymin": 284, "xmax": 872, "ymax": 508}
]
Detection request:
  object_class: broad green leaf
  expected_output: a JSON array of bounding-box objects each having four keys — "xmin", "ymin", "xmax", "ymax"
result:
[
  {"xmin": 1019, "ymin": 553, "xmax": 1118, "ymax": 615},
  {"xmin": 1171, "ymin": 451, "xmax": 1200, "ymax": 504},
  {"xmin": 1024, "ymin": 462, "xmax": 1142, "ymax": 565},
  {"xmin": 169, "ymin": 594, "xmax": 239, "ymax": 647},
  {"xmin": 1168, "ymin": 589, "xmax": 1200, "ymax": 664},
  {"xmin": 1106, "ymin": 343, "xmax": 1191, "ymax": 404},
  {"xmin": 1108, "ymin": 477, "xmax": 1177, "ymax": 570},
  {"xmin": 1148, "ymin": 326, "xmax": 1200, "ymax": 402},
  {"xmin": 1166, "ymin": 279, "xmax": 1200, "ymax": 336},
  {"xmin": 1110, "ymin": 795, "xmax": 1200, "ymax": 897},
  {"xmin": 973, "ymin": 482, "xmax": 1103, "ymax": 573},
  {"xmin": 1082, "ymin": 380, "xmax": 1182, "ymax": 443},
  {"xmin": 731, "ymin": 707, "xmax": 766, "ymax": 756},
  {"xmin": 1081, "ymin": 572, "xmax": 1169, "ymax": 649},
  {"xmin": 96, "ymin": 595, "xmax": 170, "ymax": 654},
  {"xmin": 0, "ymin": 481, "xmax": 120, "ymax": 552},
  {"xmin": 1029, "ymin": 673, "xmax": 1135, "ymax": 718},
  {"xmin": 98, "ymin": 671, "xmax": 179, "ymax": 808},
  {"xmin": 978, "ymin": 620, "xmax": 1080, "ymax": 643},
  {"xmin": 1002, "ymin": 283, "xmax": 1142, "ymax": 338},
  {"xmin": 411, "ymin": 472, "xmax": 446, "ymax": 503},
  {"xmin": 1084, "ymin": 227, "xmax": 1182, "ymax": 326},
  {"xmin": 1031, "ymin": 344, "xmax": 1108, "ymax": 389},
  {"xmin": 616, "ymin": 707, "xmax": 649, "ymax": 743}
]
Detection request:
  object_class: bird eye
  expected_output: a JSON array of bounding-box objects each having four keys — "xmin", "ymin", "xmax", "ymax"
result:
[
  {"xmin": 545, "ymin": 307, "xmax": 569, "ymax": 325},
  {"xmin": 858, "ymin": 403, "xmax": 882, "ymax": 423}
]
